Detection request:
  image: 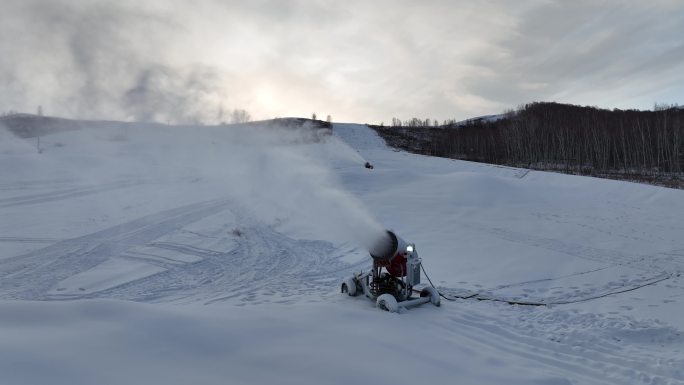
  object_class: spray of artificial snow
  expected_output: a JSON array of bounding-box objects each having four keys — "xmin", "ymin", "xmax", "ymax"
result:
[{"xmin": 0, "ymin": 119, "xmax": 387, "ymax": 252}]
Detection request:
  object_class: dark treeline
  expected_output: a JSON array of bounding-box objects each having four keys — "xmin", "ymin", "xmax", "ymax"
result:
[{"xmin": 372, "ymin": 102, "xmax": 684, "ymax": 187}]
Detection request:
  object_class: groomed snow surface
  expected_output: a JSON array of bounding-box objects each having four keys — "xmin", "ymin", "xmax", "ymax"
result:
[{"xmin": 1, "ymin": 121, "xmax": 683, "ymax": 385}]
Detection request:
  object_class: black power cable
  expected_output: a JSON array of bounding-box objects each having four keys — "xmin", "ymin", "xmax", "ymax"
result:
[
  {"xmin": 420, "ymin": 262, "xmax": 673, "ymax": 307},
  {"xmin": 420, "ymin": 263, "xmax": 546, "ymax": 307},
  {"xmin": 420, "ymin": 263, "xmax": 459, "ymax": 301}
]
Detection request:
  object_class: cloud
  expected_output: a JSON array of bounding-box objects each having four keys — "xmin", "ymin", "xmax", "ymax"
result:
[
  {"xmin": 1, "ymin": 0, "xmax": 683, "ymax": 123},
  {"xmin": 462, "ymin": 1, "xmax": 684, "ymax": 110}
]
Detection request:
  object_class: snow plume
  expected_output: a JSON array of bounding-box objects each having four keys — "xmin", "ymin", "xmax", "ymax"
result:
[
  {"xmin": 2, "ymin": 120, "xmax": 387, "ymax": 252},
  {"xmin": 122, "ymin": 66, "xmax": 226, "ymax": 124},
  {"xmin": 203, "ymin": 125, "xmax": 388, "ymax": 252}
]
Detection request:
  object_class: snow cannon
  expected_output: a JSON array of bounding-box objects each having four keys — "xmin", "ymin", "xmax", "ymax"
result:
[{"xmin": 341, "ymin": 230, "xmax": 440, "ymax": 313}]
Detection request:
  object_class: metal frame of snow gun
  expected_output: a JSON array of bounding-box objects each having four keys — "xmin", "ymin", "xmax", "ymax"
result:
[{"xmin": 341, "ymin": 230, "xmax": 440, "ymax": 313}]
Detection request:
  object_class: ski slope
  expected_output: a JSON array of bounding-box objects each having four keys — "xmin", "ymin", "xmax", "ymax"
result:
[{"xmin": 1, "ymin": 121, "xmax": 683, "ymax": 385}]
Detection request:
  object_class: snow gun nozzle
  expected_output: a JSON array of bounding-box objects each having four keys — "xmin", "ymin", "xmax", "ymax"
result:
[{"xmin": 369, "ymin": 230, "xmax": 408, "ymax": 261}]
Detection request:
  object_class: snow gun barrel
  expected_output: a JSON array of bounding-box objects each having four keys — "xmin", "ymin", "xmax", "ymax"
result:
[{"xmin": 369, "ymin": 230, "xmax": 408, "ymax": 261}]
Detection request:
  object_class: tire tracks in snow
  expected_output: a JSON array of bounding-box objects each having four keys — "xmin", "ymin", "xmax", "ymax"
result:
[
  {"xmin": 462, "ymin": 224, "xmax": 680, "ymax": 304},
  {"xmin": 474, "ymin": 225, "xmax": 646, "ymax": 267},
  {"xmin": 0, "ymin": 199, "xmax": 232, "ymax": 300},
  {"xmin": 0, "ymin": 180, "xmax": 143, "ymax": 208},
  {"xmin": 93, "ymin": 218, "xmax": 363, "ymax": 305},
  {"xmin": 5, "ymin": 204, "xmax": 369, "ymax": 305},
  {"xmin": 0, "ymin": 237, "xmax": 61, "ymax": 243},
  {"xmin": 436, "ymin": 305, "xmax": 684, "ymax": 385}
]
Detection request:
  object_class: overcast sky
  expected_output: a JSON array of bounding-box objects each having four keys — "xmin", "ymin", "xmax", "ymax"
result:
[{"xmin": 2, "ymin": 0, "xmax": 683, "ymax": 124}]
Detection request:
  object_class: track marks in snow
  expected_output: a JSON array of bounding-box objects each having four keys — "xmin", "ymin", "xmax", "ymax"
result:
[
  {"xmin": 0, "ymin": 200, "xmax": 368, "ymax": 304},
  {"xmin": 0, "ymin": 180, "xmax": 143, "ymax": 208},
  {"xmin": 438, "ymin": 304, "xmax": 684, "ymax": 385},
  {"xmin": 0, "ymin": 237, "xmax": 60, "ymax": 243},
  {"xmin": 0, "ymin": 199, "xmax": 233, "ymax": 300},
  {"xmin": 88, "ymin": 221, "xmax": 362, "ymax": 305},
  {"xmin": 530, "ymin": 210, "xmax": 677, "ymax": 244},
  {"xmin": 476, "ymin": 225, "xmax": 644, "ymax": 267},
  {"xmin": 458, "ymin": 225, "xmax": 681, "ymax": 304},
  {"xmin": 0, "ymin": 178, "xmax": 76, "ymax": 191}
]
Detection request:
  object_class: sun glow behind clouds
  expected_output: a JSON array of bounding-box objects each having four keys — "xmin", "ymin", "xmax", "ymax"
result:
[
  {"xmin": 1, "ymin": 0, "xmax": 683, "ymax": 123},
  {"xmin": 252, "ymin": 85, "xmax": 282, "ymax": 116}
]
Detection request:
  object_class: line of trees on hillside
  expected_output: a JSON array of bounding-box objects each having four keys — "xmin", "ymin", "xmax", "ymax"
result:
[
  {"xmin": 387, "ymin": 117, "xmax": 457, "ymax": 127},
  {"xmin": 373, "ymin": 102, "xmax": 684, "ymax": 181}
]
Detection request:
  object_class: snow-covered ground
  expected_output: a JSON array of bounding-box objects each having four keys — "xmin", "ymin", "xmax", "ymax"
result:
[
  {"xmin": 450, "ymin": 113, "xmax": 506, "ymax": 126},
  {"xmin": 1, "ymin": 120, "xmax": 683, "ymax": 384}
]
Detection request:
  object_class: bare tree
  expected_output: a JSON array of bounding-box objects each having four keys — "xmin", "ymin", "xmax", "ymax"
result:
[{"xmin": 231, "ymin": 109, "xmax": 251, "ymax": 124}]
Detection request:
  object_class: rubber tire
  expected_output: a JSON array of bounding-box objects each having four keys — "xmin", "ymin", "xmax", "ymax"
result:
[
  {"xmin": 420, "ymin": 287, "xmax": 441, "ymax": 307},
  {"xmin": 341, "ymin": 277, "xmax": 358, "ymax": 296},
  {"xmin": 376, "ymin": 294, "xmax": 399, "ymax": 313}
]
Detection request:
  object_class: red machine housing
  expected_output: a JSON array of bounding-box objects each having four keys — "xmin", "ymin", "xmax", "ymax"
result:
[{"xmin": 373, "ymin": 252, "xmax": 408, "ymax": 277}]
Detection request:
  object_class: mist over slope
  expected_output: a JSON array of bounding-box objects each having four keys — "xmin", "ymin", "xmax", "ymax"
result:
[{"xmin": 0, "ymin": 117, "xmax": 384, "ymax": 258}]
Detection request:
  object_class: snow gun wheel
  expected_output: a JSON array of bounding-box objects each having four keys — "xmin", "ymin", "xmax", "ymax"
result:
[
  {"xmin": 420, "ymin": 287, "xmax": 441, "ymax": 307},
  {"xmin": 341, "ymin": 277, "xmax": 358, "ymax": 297},
  {"xmin": 376, "ymin": 294, "xmax": 399, "ymax": 313}
]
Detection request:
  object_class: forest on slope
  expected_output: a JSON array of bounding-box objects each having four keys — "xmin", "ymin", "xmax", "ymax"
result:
[{"xmin": 371, "ymin": 102, "xmax": 684, "ymax": 188}]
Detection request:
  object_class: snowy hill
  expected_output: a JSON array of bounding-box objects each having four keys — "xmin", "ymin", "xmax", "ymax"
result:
[
  {"xmin": 450, "ymin": 113, "xmax": 506, "ymax": 126},
  {"xmin": 1, "ymin": 121, "xmax": 683, "ymax": 384},
  {"xmin": 0, "ymin": 113, "xmax": 332, "ymax": 139}
]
